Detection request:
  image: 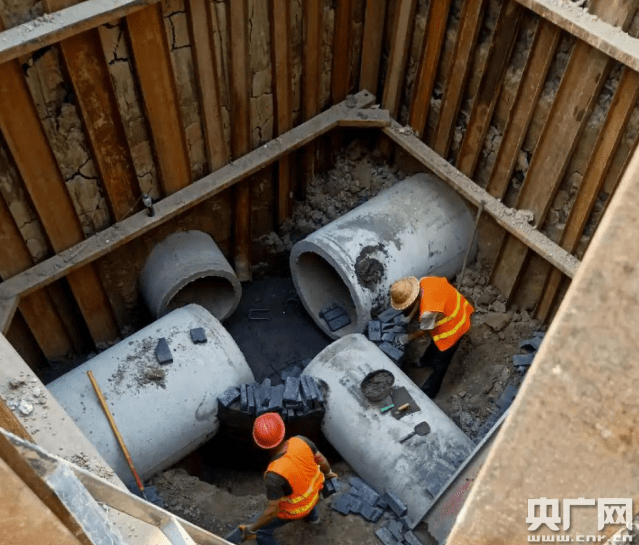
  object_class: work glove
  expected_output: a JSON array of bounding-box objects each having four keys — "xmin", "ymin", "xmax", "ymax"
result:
[
  {"xmin": 239, "ymin": 525, "xmax": 257, "ymax": 541},
  {"xmin": 397, "ymin": 334, "xmax": 411, "ymax": 346},
  {"xmin": 325, "ymin": 470, "xmax": 338, "ymax": 480}
]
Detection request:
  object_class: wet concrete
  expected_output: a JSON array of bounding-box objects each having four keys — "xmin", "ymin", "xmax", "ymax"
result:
[{"xmin": 224, "ymin": 277, "xmax": 332, "ymax": 383}]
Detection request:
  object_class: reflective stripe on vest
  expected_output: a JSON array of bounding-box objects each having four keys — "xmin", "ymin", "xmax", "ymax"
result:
[{"xmin": 267, "ymin": 437, "xmax": 324, "ymax": 520}]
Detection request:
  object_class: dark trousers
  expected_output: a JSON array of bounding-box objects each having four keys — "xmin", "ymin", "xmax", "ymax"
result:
[
  {"xmin": 420, "ymin": 340, "xmax": 459, "ymax": 398},
  {"xmin": 256, "ymin": 504, "xmax": 319, "ymax": 545}
]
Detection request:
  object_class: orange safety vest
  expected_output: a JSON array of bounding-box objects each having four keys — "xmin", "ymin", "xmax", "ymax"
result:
[
  {"xmin": 419, "ymin": 277, "xmax": 473, "ymax": 351},
  {"xmin": 266, "ymin": 437, "xmax": 325, "ymax": 520}
]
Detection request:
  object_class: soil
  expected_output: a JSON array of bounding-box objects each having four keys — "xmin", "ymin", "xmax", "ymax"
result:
[{"xmin": 149, "ymin": 141, "xmax": 545, "ymax": 545}]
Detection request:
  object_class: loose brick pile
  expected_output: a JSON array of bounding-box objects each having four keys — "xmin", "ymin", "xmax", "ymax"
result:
[{"xmin": 365, "ymin": 308, "xmax": 407, "ymax": 364}]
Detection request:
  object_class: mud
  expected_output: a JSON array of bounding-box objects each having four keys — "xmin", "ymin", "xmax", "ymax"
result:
[{"xmin": 354, "ymin": 244, "xmax": 387, "ymax": 290}]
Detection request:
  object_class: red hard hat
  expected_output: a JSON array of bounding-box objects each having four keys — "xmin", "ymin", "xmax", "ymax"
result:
[{"xmin": 253, "ymin": 412, "xmax": 286, "ymax": 449}]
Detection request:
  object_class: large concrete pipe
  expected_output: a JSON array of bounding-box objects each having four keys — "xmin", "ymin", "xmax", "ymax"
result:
[
  {"xmin": 290, "ymin": 173, "xmax": 476, "ymax": 339},
  {"xmin": 48, "ymin": 304, "xmax": 254, "ymax": 485},
  {"xmin": 303, "ymin": 334, "xmax": 474, "ymax": 527},
  {"xmin": 140, "ymin": 230, "xmax": 242, "ymax": 321}
]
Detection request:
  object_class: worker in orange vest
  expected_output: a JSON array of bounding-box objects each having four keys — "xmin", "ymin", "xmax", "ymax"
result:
[
  {"xmin": 240, "ymin": 412, "xmax": 338, "ymax": 544},
  {"xmin": 390, "ymin": 276, "xmax": 474, "ymax": 398}
]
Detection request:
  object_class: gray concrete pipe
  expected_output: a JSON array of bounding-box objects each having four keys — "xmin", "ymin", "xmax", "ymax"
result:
[
  {"xmin": 139, "ymin": 230, "xmax": 242, "ymax": 321},
  {"xmin": 290, "ymin": 173, "xmax": 476, "ymax": 339},
  {"xmin": 303, "ymin": 334, "xmax": 474, "ymax": 527},
  {"xmin": 48, "ymin": 304, "xmax": 254, "ymax": 485}
]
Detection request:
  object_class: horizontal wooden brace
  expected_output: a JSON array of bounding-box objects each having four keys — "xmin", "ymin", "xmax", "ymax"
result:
[
  {"xmin": 0, "ymin": 93, "xmax": 379, "ymax": 313},
  {"xmin": 383, "ymin": 121, "xmax": 580, "ymax": 278},
  {"xmin": 0, "ymin": 0, "xmax": 159, "ymax": 66},
  {"xmin": 515, "ymin": 0, "xmax": 639, "ymax": 73},
  {"xmin": 0, "ymin": 296, "xmax": 18, "ymax": 335}
]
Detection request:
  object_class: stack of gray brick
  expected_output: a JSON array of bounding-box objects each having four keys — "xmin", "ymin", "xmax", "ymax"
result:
[{"xmin": 364, "ymin": 308, "xmax": 407, "ymax": 363}]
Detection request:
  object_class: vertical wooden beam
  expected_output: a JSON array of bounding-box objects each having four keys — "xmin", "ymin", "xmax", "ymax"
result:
[
  {"xmin": 0, "ymin": 62, "xmax": 119, "ymax": 345},
  {"xmin": 227, "ymin": 0, "xmax": 252, "ymax": 281},
  {"xmin": 127, "ymin": 4, "xmax": 192, "ymax": 196},
  {"xmin": 302, "ymin": 0, "xmax": 322, "ymax": 184},
  {"xmin": 0, "ymin": 196, "xmax": 73, "ymax": 358},
  {"xmin": 485, "ymin": 19, "xmax": 561, "ymax": 199},
  {"xmin": 0, "ymin": 396, "xmax": 31, "ymax": 441},
  {"xmin": 455, "ymin": 1, "xmax": 523, "ymax": 178},
  {"xmin": 359, "ymin": 0, "xmax": 387, "ymax": 96},
  {"xmin": 491, "ymin": 0, "xmax": 639, "ymax": 301},
  {"xmin": 536, "ymin": 67, "xmax": 639, "ymax": 321},
  {"xmin": 430, "ymin": 0, "xmax": 487, "ymax": 157},
  {"xmin": 187, "ymin": 0, "xmax": 228, "ymax": 173},
  {"xmin": 270, "ymin": 0, "xmax": 294, "ymax": 225},
  {"xmin": 381, "ymin": 0, "xmax": 418, "ymax": 118},
  {"xmin": 331, "ymin": 0, "xmax": 353, "ymax": 103},
  {"xmin": 42, "ymin": 0, "xmax": 140, "ymax": 222},
  {"xmin": 408, "ymin": 0, "xmax": 453, "ymax": 137}
]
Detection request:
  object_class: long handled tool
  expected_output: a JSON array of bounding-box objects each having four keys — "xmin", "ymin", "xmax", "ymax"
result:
[
  {"xmin": 457, "ymin": 200, "xmax": 485, "ymax": 288},
  {"xmin": 87, "ymin": 371, "xmax": 150, "ymax": 500},
  {"xmin": 399, "ymin": 421, "xmax": 431, "ymax": 443}
]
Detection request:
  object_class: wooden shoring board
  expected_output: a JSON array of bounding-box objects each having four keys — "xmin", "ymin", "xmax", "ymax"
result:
[
  {"xmin": 0, "ymin": 397, "xmax": 31, "ymax": 441},
  {"xmin": 187, "ymin": 0, "xmax": 228, "ymax": 173},
  {"xmin": 3, "ymin": 430, "xmax": 231, "ymax": 545},
  {"xmin": 227, "ymin": 0, "xmax": 251, "ymax": 281},
  {"xmin": 0, "ymin": 60, "xmax": 118, "ymax": 344},
  {"xmin": 0, "ymin": 297, "xmax": 18, "ymax": 336},
  {"xmin": 514, "ymin": 0, "xmax": 639, "ymax": 73},
  {"xmin": 0, "ymin": 0, "xmax": 160, "ymax": 66},
  {"xmin": 491, "ymin": 0, "xmax": 639, "ymax": 302},
  {"xmin": 0, "ymin": 192, "xmax": 72, "ymax": 357},
  {"xmin": 302, "ymin": 0, "xmax": 323, "ymax": 182},
  {"xmin": 383, "ymin": 121, "xmax": 579, "ymax": 278},
  {"xmin": 41, "ymin": 0, "xmax": 141, "ymax": 222},
  {"xmin": 455, "ymin": 0, "xmax": 523, "ymax": 178},
  {"xmin": 485, "ymin": 18, "xmax": 560, "ymax": 199},
  {"xmin": 331, "ymin": 0, "xmax": 353, "ymax": 103},
  {"xmin": 408, "ymin": 0, "xmax": 453, "ymax": 138},
  {"xmin": 381, "ymin": 0, "xmax": 418, "ymax": 118},
  {"xmin": 126, "ymin": 4, "xmax": 192, "ymax": 196},
  {"xmin": 359, "ymin": 0, "xmax": 387, "ymax": 96},
  {"xmin": 430, "ymin": 0, "xmax": 487, "ymax": 157},
  {"xmin": 269, "ymin": 0, "xmax": 293, "ymax": 224},
  {"xmin": 0, "ymin": 95, "xmax": 378, "ymax": 303},
  {"xmin": 536, "ymin": 67, "xmax": 639, "ymax": 321}
]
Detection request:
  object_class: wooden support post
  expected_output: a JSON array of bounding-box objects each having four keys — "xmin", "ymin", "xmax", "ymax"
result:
[
  {"xmin": 381, "ymin": 0, "xmax": 418, "ymax": 118},
  {"xmin": 127, "ymin": 4, "xmax": 192, "ymax": 196},
  {"xmin": 408, "ymin": 0, "xmax": 453, "ymax": 138},
  {"xmin": 302, "ymin": 0, "xmax": 322, "ymax": 187},
  {"xmin": 536, "ymin": 67, "xmax": 639, "ymax": 321},
  {"xmin": 491, "ymin": 0, "xmax": 639, "ymax": 302},
  {"xmin": 445, "ymin": 127, "xmax": 639, "ymax": 545},
  {"xmin": 485, "ymin": 19, "xmax": 561, "ymax": 199},
  {"xmin": 456, "ymin": 0, "xmax": 523, "ymax": 178},
  {"xmin": 430, "ymin": 0, "xmax": 487, "ymax": 157},
  {"xmin": 359, "ymin": 0, "xmax": 387, "ymax": 96},
  {"xmin": 0, "ymin": 297, "xmax": 18, "ymax": 336},
  {"xmin": 42, "ymin": 0, "xmax": 141, "ymax": 222},
  {"xmin": 0, "ymin": 397, "xmax": 31, "ymax": 442},
  {"xmin": 0, "ymin": 94, "xmax": 378, "ymax": 302},
  {"xmin": 0, "ymin": 196, "xmax": 73, "ymax": 357},
  {"xmin": 331, "ymin": 0, "xmax": 353, "ymax": 104},
  {"xmin": 270, "ymin": 0, "xmax": 293, "ymax": 225},
  {"xmin": 187, "ymin": 0, "xmax": 228, "ymax": 173},
  {"xmin": 227, "ymin": 0, "xmax": 252, "ymax": 281},
  {"xmin": 383, "ymin": 121, "xmax": 579, "ymax": 278},
  {"xmin": 0, "ymin": 61, "xmax": 119, "ymax": 346}
]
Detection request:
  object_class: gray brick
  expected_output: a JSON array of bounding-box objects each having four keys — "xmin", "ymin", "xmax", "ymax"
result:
[
  {"xmin": 155, "ymin": 338, "xmax": 173, "ymax": 364},
  {"xmin": 283, "ymin": 377, "xmax": 300, "ymax": 404},
  {"xmin": 403, "ymin": 530, "xmax": 424, "ymax": 545},
  {"xmin": 378, "ymin": 308, "xmax": 403, "ymax": 324},
  {"xmin": 367, "ymin": 320, "xmax": 382, "ymax": 341},
  {"xmin": 400, "ymin": 514, "xmax": 413, "ymax": 530},
  {"xmin": 378, "ymin": 342, "xmax": 404, "ymax": 363},
  {"xmin": 267, "ymin": 384, "xmax": 284, "ymax": 412},
  {"xmin": 348, "ymin": 496, "xmax": 363, "ymax": 514},
  {"xmin": 384, "ymin": 491, "xmax": 408, "ymax": 517},
  {"xmin": 331, "ymin": 494, "xmax": 352, "ymax": 515},
  {"xmin": 280, "ymin": 365, "xmax": 303, "ymax": 381},
  {"xmin": 320, "ymin": 305, "xmax": 346, "ymax": 322},
  {"xmin": 377, "ymin": 496, "xmax": 388, "ymax": 510},
  {"xmin": 260, "ymin": 378, "xmax": 271, "ymax": 406},
  {"xmin": 327, "ymin": 313, "xmax": 351, "ymax": 332},
  {"xmin": 300, "ymin": 375, "xmax": 314, "ymax": 402},
  {"xmin": 382, "ymin": 332, "xmax": 396, "ymax": 343},
  {"xmin": 350, "ymin": 481, "xmax": 381, "ymax": 507},
  {"xmin": 240, "ymin": 385, "xmax": 248, "ymax": 412},
  {"xmin": 513, "ymin": 353, "xmax": 534, "ymax": 368},
  {"xmin": 309, "ymin": 377, "xmax": 324, "ymax": 404},
  {"xmin": 388, "ymin": 519, "xmax": 404, "ymax": 540},
  {"xmin": 375, "ymin": 527, "xmax": 398, "ymax": 545},
  {"xmin": 247, "ymin": 385, "xmax": 256, "ymax": 414},
  {"xmin": 218, "ymin": 387, "xmax": 240, "ymax": 408},
  {"xmin": 190, "ymin": 327, "xmax": 207, "ymax": 343},
  {"xmin": 519, "ymin": 336, "xmax": 543, "ymax": 352},
  {"xmin": 360, "ymin": 504, "xmax": 384, "ymax": 523}
]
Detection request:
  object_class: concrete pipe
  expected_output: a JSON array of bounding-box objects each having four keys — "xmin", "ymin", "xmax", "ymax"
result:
[
  {"xmin": 140, "ymin": 230, "xmax": 241, "ymax": 321},
  {"xmin": 290, "ymin": 173, "xmax": 476, "ymax": 339},
  {"xmin": 48, "ymin": 304, "xmax": 254, "ymax": 485},
  {"xmin": 303, "ymin": 334, "xmax": 474, "ymax": 527}
]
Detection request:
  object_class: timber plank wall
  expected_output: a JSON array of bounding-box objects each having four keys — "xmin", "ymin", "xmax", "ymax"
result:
[{"xmin": 0, "ymin": 0, "xmax": 638, "ymax": 372}]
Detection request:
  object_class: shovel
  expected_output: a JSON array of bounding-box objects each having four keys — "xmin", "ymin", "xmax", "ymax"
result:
[{"xmin": 399, "ymin": 421, "xmax": 431, "ymax": 443}]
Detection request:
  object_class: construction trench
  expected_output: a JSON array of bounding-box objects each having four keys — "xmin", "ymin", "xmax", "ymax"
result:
[{"xmin": 2, "ymin": 1, "xmax": 639, "ymax": 545}]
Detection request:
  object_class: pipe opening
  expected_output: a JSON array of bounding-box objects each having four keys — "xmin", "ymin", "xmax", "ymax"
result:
[
  {"xmin": 166, "ymin": 276, "xmax": 239, "ymax": 320},
  {"xmin": 294, "ymin": 251, "xmax": 360, "ymax": 335}
]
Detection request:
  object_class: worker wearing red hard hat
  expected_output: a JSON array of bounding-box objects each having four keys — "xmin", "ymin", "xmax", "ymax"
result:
[
  {"xmin": 390, "ymin": 276, "xmax": 474, "ymax": 398},
  {"xmin": 240, "ymin": 412, "xmax": 337, "ymax": 544}
]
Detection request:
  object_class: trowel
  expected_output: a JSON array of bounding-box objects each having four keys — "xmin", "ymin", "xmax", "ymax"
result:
[{"xmin": 399, "ymin": 421, "xmax": 431, "ymax": 443}]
